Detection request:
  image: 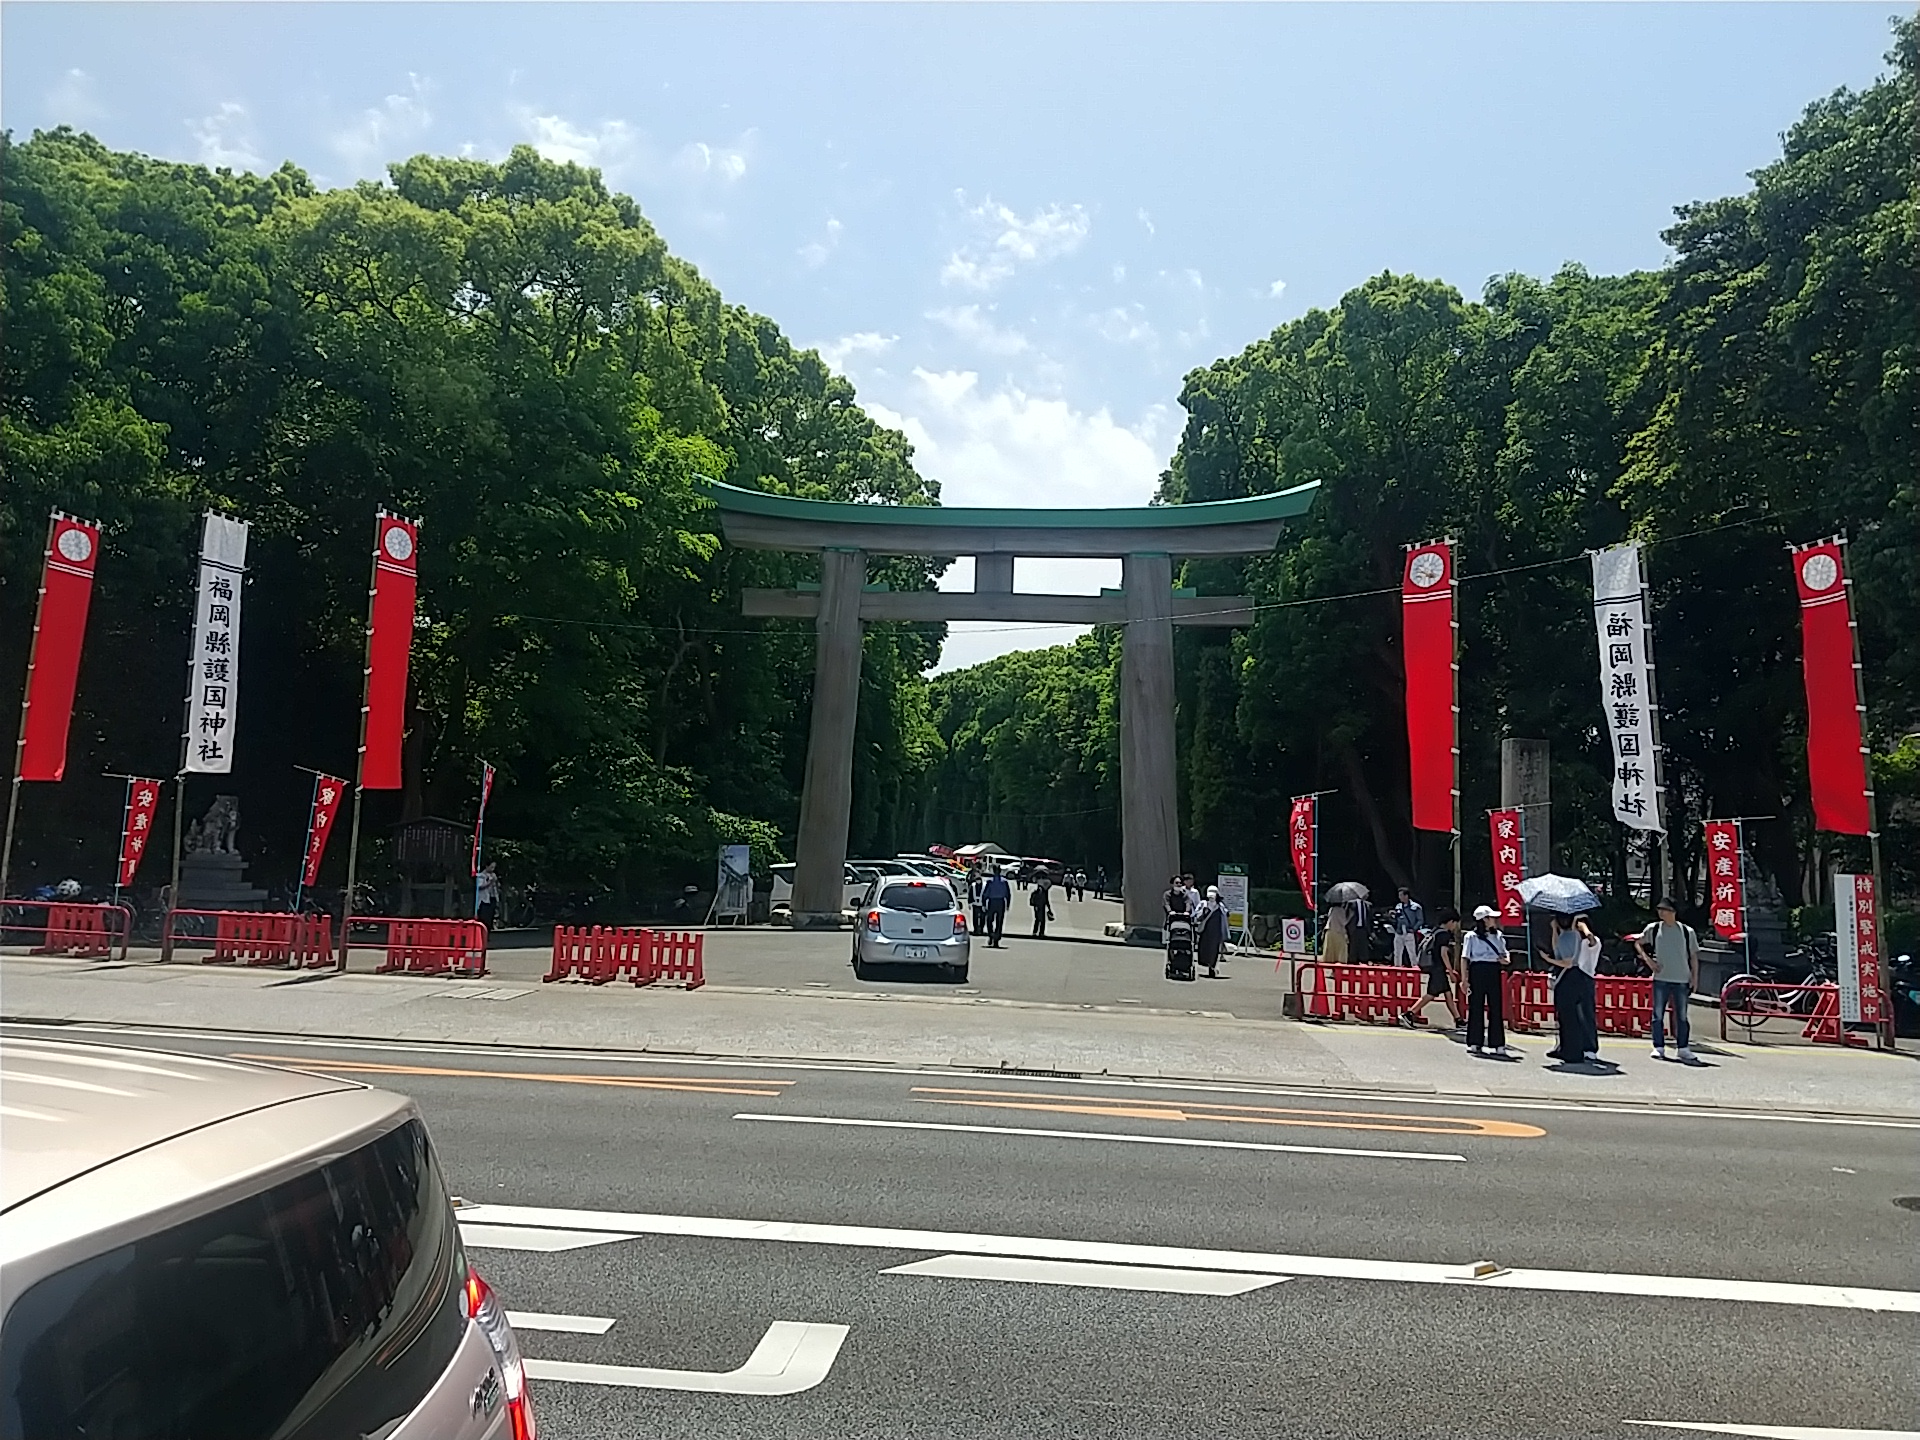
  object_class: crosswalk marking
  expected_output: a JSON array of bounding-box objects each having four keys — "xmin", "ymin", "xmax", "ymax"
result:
[
  {"xmin": 506, "ymin": 1310, "xmax": 617, "ymax": 1334},
  {"xmin": 884, "ymin": 1254, "xmax": 1290, "ymax": 1294},
  {"xmin": 460, "ymin": 1222, "xmax": 633, "ymax": 1252}
]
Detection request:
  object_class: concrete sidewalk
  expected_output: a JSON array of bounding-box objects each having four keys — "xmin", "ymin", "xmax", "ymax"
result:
[{"xmin": 4, "ymin": 950, "xmax": 1914, "ymax": 1118}]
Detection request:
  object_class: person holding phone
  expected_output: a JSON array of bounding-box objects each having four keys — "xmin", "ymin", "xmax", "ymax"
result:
[{"xmin": 1463, "ymin": 905, "xmax": 1513, "ymax": 1058}]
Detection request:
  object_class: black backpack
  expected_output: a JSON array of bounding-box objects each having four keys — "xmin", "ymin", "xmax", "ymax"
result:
[{"xmin": 1418, "ymin": 927, "xmax": 1451, "ymax": 971}]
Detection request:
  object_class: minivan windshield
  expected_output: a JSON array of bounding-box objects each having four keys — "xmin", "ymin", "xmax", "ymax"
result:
[
  {"xmin": 0, "ymin": 1118, "xmax": 465, "ymax": 1440},
  {"xmin": 879, "ymin": 883, "xmax": 955, "ymax": 913}
]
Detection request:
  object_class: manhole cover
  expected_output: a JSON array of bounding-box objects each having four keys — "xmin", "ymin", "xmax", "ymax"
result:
[{"xmin": 1894, "ymin": 1197, "xmax": 1920, "ymax": 1213}]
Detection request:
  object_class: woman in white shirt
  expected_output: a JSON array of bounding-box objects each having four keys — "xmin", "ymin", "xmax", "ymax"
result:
[
  {"xmin": 1542, "ymin": 912, "xmax": 1603, "ymax": 1064},
  {"xmin": 1462, "ymin": 905, "xmax": 1512, "ymax": 1057}
]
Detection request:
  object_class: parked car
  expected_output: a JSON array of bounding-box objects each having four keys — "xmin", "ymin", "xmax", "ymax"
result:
[
  {"xmin": 852, "ymin": 876, "xmax": 970, "ymax": 981},
  {"xmin": 0, "ymin": 1036, "xmax": 535, "ymax": 1440},
  {"xmin": 769, "ymin": 862, "xmax": 880, "ymax": 914}
]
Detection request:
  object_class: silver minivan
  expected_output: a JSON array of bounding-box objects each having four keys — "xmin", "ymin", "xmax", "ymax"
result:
[{"xmin": 0, "ymin": 1035, "xmax": 535, "ymax": 1439}]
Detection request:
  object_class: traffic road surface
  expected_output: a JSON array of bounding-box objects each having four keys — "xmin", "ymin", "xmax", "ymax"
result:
[{"xmin": 20, "ymin": 1024, "xmax": 1917, "ymax": 1440}]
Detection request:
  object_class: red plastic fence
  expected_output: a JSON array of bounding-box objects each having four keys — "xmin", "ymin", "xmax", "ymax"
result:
[
  {"xmin": 1499, "ymin": 973, "xmax": 1653, "ymax": 1038},
  {"xmin": 1719, "ymin": 979, "xmax": 1867, "ymax": 1047},
  {"xmin": 1292, "ymin": 962, "xmax": 1422, "ymax": 1023},
  {"xmin": 9, "ymin": 901, "xmax": 132, "ymax": 960},
  {"xmin": 365, "ymin": 916, "xmax": 488, "ymax": 977},
  {"xmin": 543, "ymin": 925, "xmax": 704, "ymax": 989},
  {"xmin": 164, "ymin": 909, "xmax": 336, "ymax": 968}
]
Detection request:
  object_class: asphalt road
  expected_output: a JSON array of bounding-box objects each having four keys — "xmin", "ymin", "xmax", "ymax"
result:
[{"xmin": 34, "ymin": 1025, "xmax": 1920, "ymax": 1440}]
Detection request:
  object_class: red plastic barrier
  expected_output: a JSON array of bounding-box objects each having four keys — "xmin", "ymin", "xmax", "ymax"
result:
[
  {"xmin": 1291, "ymin": 962, "xmax": 1419, "ymax": 1024},
  {"xmin": 1594, "ymin": 977, "xmax": 1654, "ymax": 1037},
  {"xmin": 1503, "ymin": 971, "xmax": 1556, "ymax": 1032},
  {"xmin": 292, "ymin": 914, "xmax": 334, "ymax": 968},
  {"xmin": 23, "ymin": 902, "xmax": 130, "ymax": 959},
  {"xmin": 364, "ymin": 916, "xmax": 488, "ymax": 977},
  {"xmin": 1719, "ymin": 979, "xmax": 1866, "ymax": 1047},
  {"xmin": 209, "ymin": 911, "xmax": 295, "ymax": 966},
  {"xmin": 644, "ymin": 930, "xmax": 705, "ymax": 989},
  {"xmin": 546, "ymin": 924, "xmax": 608, "ymax": 983}
]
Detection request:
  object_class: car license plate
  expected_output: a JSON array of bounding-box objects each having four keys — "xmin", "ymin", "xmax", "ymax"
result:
[{"xmin": 898, "ymin": 945, "xmax": 933, "ymax": 960}]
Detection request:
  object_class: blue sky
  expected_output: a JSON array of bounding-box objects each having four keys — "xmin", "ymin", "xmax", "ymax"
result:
[{"xmin": 4, "ymin": 3, "xmax": 1899, "ymax": 669}]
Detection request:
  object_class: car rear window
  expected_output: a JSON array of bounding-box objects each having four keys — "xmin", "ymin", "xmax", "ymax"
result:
[
  {"xmin": 1, "ymin": 1118, "xmax": 465, "ymax": 1440},
  {"xmin": 880, "ymin": 883, "xmax": 955, "ymax": 913}
]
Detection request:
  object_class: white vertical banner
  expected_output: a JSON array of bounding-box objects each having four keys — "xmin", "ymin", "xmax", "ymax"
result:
[
  {"xmin": 184, "ymin": 512, "xmax": 249, "ymax": 774},
  {"xmin": 1590, "ymin": 543, "xmax": 1663, "ymax": 832},
  {"xmin": 1833, "ymin": 873, "xmax": 1883, "ymax": 1026}
]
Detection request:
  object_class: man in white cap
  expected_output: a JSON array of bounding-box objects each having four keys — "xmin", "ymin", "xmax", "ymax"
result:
[{"xmin": 1462, "ymin": 904, "xmax": 1514, "ymax": 1058}]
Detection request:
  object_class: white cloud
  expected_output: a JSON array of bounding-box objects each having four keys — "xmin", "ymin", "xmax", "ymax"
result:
[
  {"xmin": 799, "ymin": 217, "xmax": 843, "ymax": 268},
  {"xmin": 862, "ymin": 370, "xmax": 1168, "ymax": 672},
  {"xmin": 1137, "ymin": 208, "xmax": 1156, "ymax": 236},
  {"xmin": 675, "ymin": 138, "xmax": 749, "ymax": 182},
  {"xmin": 1112, "ymin": 263, "xmax": 1127, "ymax": 283},
  {"xmin": 187, "ymin": 103, "xmax": 263, "ymax": 171},
  {"xmin": 816, "ymin": 331, "xmax": 897, "ymax": 375},
  {"xmin": 927, "ymin": 304, "xmax": 1030, "ymax": 356},
  {"xmin": 941, "ymin": 194, "xmax": 1091, "ymax": 290},
  {"xmin": 516, "ymin": 110, "xmax": 640, "ymax": 173},
  {"xmin": 47, "ymin": 67, "xmax": 105, "ymax": 124},
  {"xmin": 1269, "ymin": 278, "xmax": 1288, "ymax": 299},
  {"xmin": 332, "ymin": 75, "xmax": 433, "ymax": 176},
  {"xmin": 1090, "ymin": 304, "xmax": 1155, "ymax": 346}
]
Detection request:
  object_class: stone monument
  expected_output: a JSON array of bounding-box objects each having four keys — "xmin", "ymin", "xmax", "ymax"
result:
[{"xmin": 176, "ymin": 795, "xmax": 269, "ymax": 910}]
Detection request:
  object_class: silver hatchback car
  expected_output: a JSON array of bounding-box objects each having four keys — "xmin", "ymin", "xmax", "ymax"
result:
[
  {"xmin": 0, "ymin": 1035, "xmax": 536, "ymax": 1440},
  {"xmin": 852, "ymin": 876, "xmax": 970, "ymax": 981}
]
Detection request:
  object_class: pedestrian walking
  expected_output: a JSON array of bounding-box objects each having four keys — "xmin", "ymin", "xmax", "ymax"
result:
[
  {"xmin": 1321, "ymin": 901, "xmax": 1350, "ymax": 965},
  {"xmin": 1182, "ymin": 874, "xmax": 1202, "ymax": 918},
  {"xmin": 1390, "ymin": 886, "xmax": 1425, "ymax": 967},
  {"xmin": 1463, "ymin": 905, "xmax": 1513, "ymax": 1058},
  {"xmin": 1634, "ymin": 897, "xmax": 1700, "ymax": 1062},
  {"xmin": 1074, "ymin": 868, "xmax": 1088, "ymax": 901},
  {"xmin": 1542, "ymin": 912, "xmax": 1603, "ymax": 1064},
  {"xmin": 1196, "ymin": 884, "xmax": 1227, "ymax": 978},
  {"xmin": 1093, "ymin": 867, "xmax": 1108, "ymax": 900},
  {"xmin": 981, "ymin": 868, "xmax": 1011, "ymax": 948},
  {"xmin": 1399, "ymin": 909, "xmax": 1462, "ymax": 1029},
  {"xmin": 1029, "ymin": 875, "xmax": 1054, "ymax": 938},
  {"xmin": 475, "ymin": 863, "xmax": 501, "ymax": 929},
  {"xmin": 1348, "ymin": 889, "xmax": 1374, "ymax": 963},
  {"xmin": 968, "ymin": 867, "xmax": 986, "ymax": 934}
]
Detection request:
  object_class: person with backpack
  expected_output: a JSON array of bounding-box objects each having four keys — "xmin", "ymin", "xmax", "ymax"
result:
[
  {"xmin": 1635, "ymin": 897, "xmax": 1700, "ymax": 1062},
  {"xmin": 1399, "ymin": 908, "xmax": 1462, "ymax": 1029}
]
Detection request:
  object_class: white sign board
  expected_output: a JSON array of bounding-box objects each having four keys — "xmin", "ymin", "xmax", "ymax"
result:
[
  {"xmin": 716, "ymin": 844, "xmax": 752, "ymax": 919},
  {"xmin": 1281, "ymin": 916, "xmax": 1309, "ymax": 956},
  {"xmin": 185, "ymin": 513, "xmax": 248, "ymax": 773},
  {"xmin": 1215, "ymin": 867, "xmax": 1249, "ymax": 933},
  {"xmin": 1833, "ymin": 872, "xmax": 1882, "ymax": 1025}
]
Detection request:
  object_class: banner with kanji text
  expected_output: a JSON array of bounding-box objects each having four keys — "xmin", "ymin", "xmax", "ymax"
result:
[
  {"xmin": 1489, "ymin": 808, "xmax": 1526, "ymax": 925},
  {"xmin": 185, "ymin": 513, "xmax": 249, "ymax": 774},
  {"xmin": 361, "ymin": 512, "xmax": 419, "ymax": 790},
  {"xmin": 1590, "ymin": 543, "xmax": 1663, "ymax": 831},
  {"xmin": 1834, "ymin": 873, "xmax": 1882, "ymax": 1025},
  {"xmin": 1702, "ymin": 821, "xmax": 1745, "ymax": 941},
  {"xmin": 301, "ymin": 773, "xmax": 348, "ymax": 886},
  {"xmin": 18, "ymin": 512, "xmax": 102, "ymax": 782},
  {"xmin": 117, "ymin": 777, "xmax": 163, "ymax": 888},
  {"xmin": 1289, "ymin": 796, "xmax": 1317, "ymax": 912}
]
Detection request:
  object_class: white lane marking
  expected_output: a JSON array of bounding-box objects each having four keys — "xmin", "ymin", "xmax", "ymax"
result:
[
  {"xmin": 885, "ymin": 1254, "xmax": 1290, "ymax": 1295},
  {"xmin": 459, "ymin": 1223, "xmax": 634, "ymax": 1252},
  {"xmin": 524, "ymin": 1321, "xmax": 848, "ymax": 1395},
  {"xmin": 1626, "ymin": 1424, "xmax": 1920, "ymax": 1439},
  {"xmin": 27, "ymin": 1021, "xmax": 1918, "ymax": 1129},
  {"xmin": 733, "ymin": 1111, "xmax": 1467, "ymax": 1163},
  {"xmin": 455, "ymin": 1204, "xmax": 1920, "ymax": 1314},
  {"xmin": 506, "ymin": 1311, "xmax": 616, "ymax": 1334}
]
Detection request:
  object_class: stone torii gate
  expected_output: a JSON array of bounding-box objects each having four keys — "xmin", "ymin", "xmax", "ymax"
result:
[{"xmin": 705, "ymin": 478, "xmax": 1318, "ymax": 938}]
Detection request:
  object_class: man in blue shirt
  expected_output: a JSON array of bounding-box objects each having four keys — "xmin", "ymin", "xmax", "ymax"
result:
[
  {"xmin": 980, "ymin": 868, "xmax": 1012, "ymax": 948},
  {"xmin": 1390, "ymin": 886, "xmax": 1426, "ymax": 967}
]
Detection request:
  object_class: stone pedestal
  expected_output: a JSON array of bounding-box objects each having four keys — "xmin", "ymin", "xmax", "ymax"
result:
[{"xmin": 176, "ymin": 851, "xmax": 269, "ymax": 911}]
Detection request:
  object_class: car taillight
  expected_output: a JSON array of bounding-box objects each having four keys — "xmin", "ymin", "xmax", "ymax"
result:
[
  {"xmin": 865, "ymin": 909, "xmax": 881, "ymax": 931},
  {"xmin": 953, "ymin": 914, "xmax": 967, "ymax": 934},
  {"xmin": 466, "ymin": 1265, "xmax": 537, "ymax": 1439}
]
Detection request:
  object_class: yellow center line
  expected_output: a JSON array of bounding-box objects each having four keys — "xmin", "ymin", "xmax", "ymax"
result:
[
  {"xmin": 910, "ymin": 1087, "xmax": 1545, "ymax": 1138},
  {"xmin": 227, "ymin": 1053, "xmax": 796, "ymax": 1098}
]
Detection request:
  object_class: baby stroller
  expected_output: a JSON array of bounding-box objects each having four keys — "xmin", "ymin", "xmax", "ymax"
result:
[{"xmin": 1165, "ymin": 914, "xmax": 1196, "ymax": 982}]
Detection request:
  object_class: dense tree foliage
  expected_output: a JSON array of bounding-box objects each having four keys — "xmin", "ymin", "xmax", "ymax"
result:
[
  {"xmin": 924, "ymin": 21, "xmax": 1917, "ymax": 921},
  {"xmin": 2, "ymin": 134, "xmax": 941, "ymax": 904}
]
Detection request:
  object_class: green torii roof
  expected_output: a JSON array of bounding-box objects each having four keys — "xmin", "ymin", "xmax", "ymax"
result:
[{"xmin": 699, "ymin": 477, "xmax": 1318, "ymax": 558}]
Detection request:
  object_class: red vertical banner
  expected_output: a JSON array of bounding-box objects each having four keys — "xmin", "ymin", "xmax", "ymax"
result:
[
  {"xmin": 1702, "ymin": 820, "xmax": 1745, "ymax": 941},
  {"xmin": 1489, "ymin": 808, "xmax": 1525, "ymax": 925},
  {"xmin": 1289, "ymin": 795, "xmax": 1317, "ymax": 911},
  {"xmin": 1791, "ymin": 540, "xmax": 1870, "ymax": 835},
  {"xmin": 117, "ymin": 777, "xmax": 163, "ymax": 887},
  {"xmin": 302, "ymin": 773, "xmax": 348, "ymax": 885},
  {"xmin": 361, "ymin": 512, "xmax": 419, "ymax": 790},
  {"xmin": 1401, "ymin": 541, "xmax": 1456, "ymax": 833},
  {"xmin": 18, "ymin": 513, "xmax": 102, "ymax": 781}
]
